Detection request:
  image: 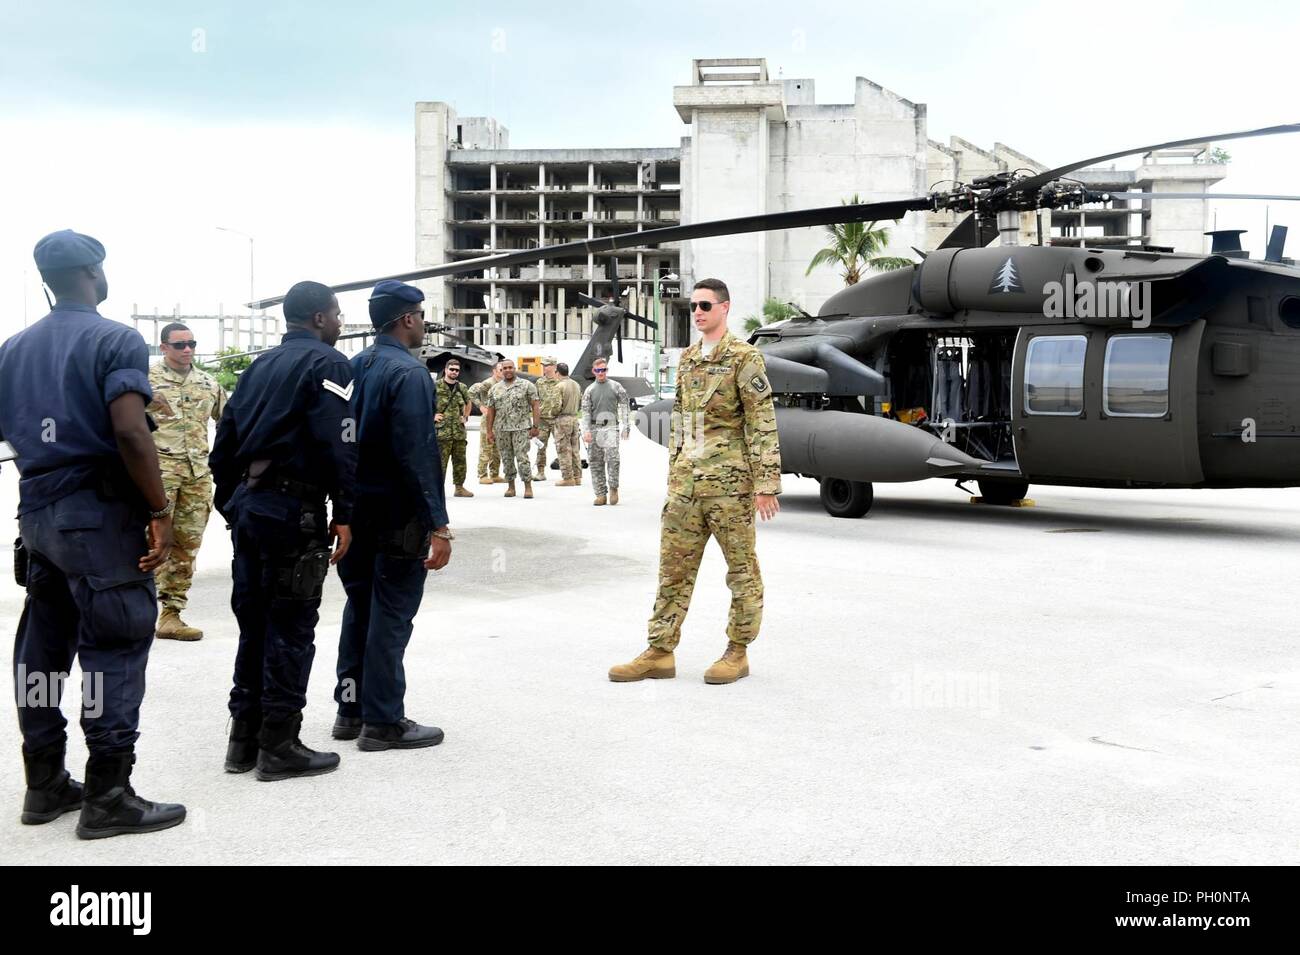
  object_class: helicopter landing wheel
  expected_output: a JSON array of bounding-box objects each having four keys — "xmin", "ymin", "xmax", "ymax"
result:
[
  {"xmin": 819, "ymin": 477, "xmax": 874, "ymax": 519},
  {"xmin": 976, "ymin": 478, "xmax": 1030, "ymax": 505}
]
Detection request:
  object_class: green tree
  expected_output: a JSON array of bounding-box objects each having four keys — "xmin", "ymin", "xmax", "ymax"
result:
[
  {"xmin": 743, "ymin": 297, "xmax": 801, "ymax": 333},
  {"xmin": 202, "ymin": 346, "xmax": 254, "ymax": 393},
  {"xmin": 805, "ymin": 195, "xmax": 914, "ymax": 285},
  {"xmin": 1207, "ymin": 147, "xmax": 1232, "ymax": 165}
]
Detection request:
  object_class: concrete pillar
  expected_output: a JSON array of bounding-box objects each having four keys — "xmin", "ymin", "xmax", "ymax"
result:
[{"xmin": 673, "ymin": 74, "xmax": 783, "ymax": 336}]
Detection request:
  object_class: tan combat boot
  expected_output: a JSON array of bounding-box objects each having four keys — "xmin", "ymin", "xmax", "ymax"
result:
[
  {"xmin": 704, "ymin": 642, "xmax": 749, "ymax": 684},
  {"xmin": 534, "ymin": 467, "xmax": 547, "ymax": 481},
  {"xmin": 480, "ymin": 474, "xmax": 494, "ymax": 485},
  {"xmin": 609, "ymin": 489, "xmax": 619, "ymax": 506},
  {"xmin": 504, "ymin": 481, "xmax": 516, "ymax": 498},
  {"xmin": 523, "ymin": 481, "xmax": 534, "ymax": 499},
  {"xmin": 157, "ymin": 609, "xmax": 203, "ymax": 641},
  {"xmin": 608, "ymin": 647, "xmax": 676, "ymax": 682},
  {"xmin": 454, "ymin": 486, "xmax": 474, "ymax": 498},
  {"xmin": 555, "ymin": 478, "xmax": 574, "ymax": 487},
  {"xmin": 593, "ymin": 495, "xmax": 607, "ymax": 506}
]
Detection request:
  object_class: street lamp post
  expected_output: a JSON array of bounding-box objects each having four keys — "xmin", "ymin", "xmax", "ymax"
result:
[
  {"xmin": 652, "ymin": 269, "xmax": 678, "ymax": 395},
  {"xmin": 216, "ymin": 226, "xmax": 255, "ymax": 349}
]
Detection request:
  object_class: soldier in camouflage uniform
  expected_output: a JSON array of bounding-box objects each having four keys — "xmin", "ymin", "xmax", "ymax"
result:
[
  {"xmin": 435, "ymin": 358, "xmax": 473, "ymax": 497},
  {"xmin": 147, "ymin": 322, "xmax": 228, "ymax": 641},
  {"xmin": 467, "ymin": 362, "xmax": 504, "ymax": 484},
  {"xmin": 483, "ymin": 359, "xmax": 540, "ymax": 498},
  {"xmin": 609, "ymin": 278, "xmax": 781, "ymax": 685},
  {"xmin": 533, "ymin": 358, "xmax": 563, "ymax": 481},
  {"xmin": 553, "ymin": 362, "xmax": 583, "ymax": 485},
  {"xmin": 581, "ymin": 358, "xmax": 629, "ymax": 505}
]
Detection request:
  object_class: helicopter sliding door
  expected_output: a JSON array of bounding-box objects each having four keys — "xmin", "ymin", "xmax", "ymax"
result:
[{"xmin": 1011, "ymin": 321, "xmax": 1204, "ymax": 485}]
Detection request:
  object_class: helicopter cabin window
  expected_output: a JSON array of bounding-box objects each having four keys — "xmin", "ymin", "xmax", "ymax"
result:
[
  {"xmin": 1024, "ymin": 336, "xmax": 1086, "ymax": 415},
  {"xmin": 1103, "ymin": 334, "xmax": 1172, "ymax": 417}
]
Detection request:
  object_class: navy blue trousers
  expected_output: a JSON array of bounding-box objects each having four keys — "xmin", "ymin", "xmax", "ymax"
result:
[
  {"xmin": 14, "ymin": 489, "xmax": 156, "ymax": 755},
  {"xmin": 227, "ymin": 487, "xmax": 327, "ymax": 724},
  {"xmin": 334, "ymin": 523, "xmax": 428, "ymax": 726}
]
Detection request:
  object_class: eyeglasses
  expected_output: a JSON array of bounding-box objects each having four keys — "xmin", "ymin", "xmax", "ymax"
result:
[
  {"xmin": 165, "ymin": 341, "xmax": 197, "ymax": 350},
  {"xmin": 593, "ymin": 367, "xmax": 608, "ymax": 373},
  {"xmin": 690, "ymin": 301, "xmax": 722, "ymax": 312}
]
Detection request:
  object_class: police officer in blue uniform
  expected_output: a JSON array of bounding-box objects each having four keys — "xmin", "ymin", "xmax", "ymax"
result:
[
  {"xmin": 0, "ymin": 230, "xmax": 186, "ymax": 838},
  {"xmin": 332, "ymin": 281, "xmax": 453, "ymax": 750},
  {"xmin": 210, "ymin": 280, "xmax": 357, "ymax": 781}
]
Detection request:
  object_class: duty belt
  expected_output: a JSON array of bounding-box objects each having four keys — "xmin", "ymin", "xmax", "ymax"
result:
[{"xmin": 243, "ymin": 459, "xmax": 324, "ymax": 501}]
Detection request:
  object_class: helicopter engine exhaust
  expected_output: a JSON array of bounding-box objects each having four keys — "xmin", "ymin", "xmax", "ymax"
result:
[{"xmin": 635, "ymin": 400, "xmax": 987, "ymax": 483}]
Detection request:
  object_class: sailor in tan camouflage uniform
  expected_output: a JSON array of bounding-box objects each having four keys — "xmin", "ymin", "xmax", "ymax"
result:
[
  {"xmin": 483, "ymin": 359, "xmax": 540, "ymax": 498},
  {"xmin": 147, "ymin": 322, "xmax": 228, "ymax": 640},
  {"xmin": 609, "ymin": 279, "xmax": 781, "ymax": 685},
  {"xmin": 468, "ymin": 361, "xmax": 504, "ymax": 484}
]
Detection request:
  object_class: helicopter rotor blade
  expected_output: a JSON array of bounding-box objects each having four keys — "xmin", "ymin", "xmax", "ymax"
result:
[
  {"xmin": 247, "ymin": 197, "xmax": 931, "ymax": 309},
  {"xmin": 1098, "ymin": 192, "xmax": 1300, "ymax": 202},
  {"xmin": 997, "ymin": 122, "xmax": 1300, "ymax": 201},
  {"xmin": 936, "ymin": 213, "xmax": 999, "ymax": 250}
]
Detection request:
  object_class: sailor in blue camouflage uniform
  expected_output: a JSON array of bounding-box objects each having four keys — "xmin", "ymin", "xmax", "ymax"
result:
[
  {"xmin": 209, "ymin": 280, "xmax": 357, "ymax": 781},
  {"xmin": 0, "ymin": 230, "xmax": 186, "ymax": 838},
  {"xmin": 331, "ymin": 281, "xmax": 453, "ymax": 751}
]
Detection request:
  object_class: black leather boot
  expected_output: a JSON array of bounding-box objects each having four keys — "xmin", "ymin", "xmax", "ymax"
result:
[
  {"xmin": 224, "ymin": 717, "xmax": 261, "ymax": 773},
  {"xmin": 76, "ymin": 752, "xmax": 186, "ymax": 840},
  {"xmin": 21, "ymin": 741, "xmax": 83, "ymax": 824},
  {"xmin": 332, "ymin": 714, "xmax": 363, "ymax": 740},
  {"xmin": 255, "ymin": 712, "xmax": 340, "ymax": 781},
  {"xmin": 358, "ymin": 718, "xmax": 445, "ymax": 751}
]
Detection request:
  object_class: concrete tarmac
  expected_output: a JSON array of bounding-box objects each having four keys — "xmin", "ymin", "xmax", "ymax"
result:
[{"xmin": 3, "ymin": 422, "xmax": 1298, "ymax": 864}]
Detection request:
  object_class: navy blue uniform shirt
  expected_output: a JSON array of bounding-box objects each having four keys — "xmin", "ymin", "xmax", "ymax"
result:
[
  {"xmin": 350, "ymin": 335, "xmax": 448, "ymax": 530},
  {"xmin": 209, "ymin": 329, "xmax": 357, "ymax": 524},
  {"xmin": 0, "ymin": 303, "xmax": 152, "ymax": 515}
]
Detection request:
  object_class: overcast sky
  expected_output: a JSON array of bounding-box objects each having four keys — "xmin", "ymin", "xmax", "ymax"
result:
[{"xmin": 2, "ymin": 0, "xmax": 1298, "ymax": 339}]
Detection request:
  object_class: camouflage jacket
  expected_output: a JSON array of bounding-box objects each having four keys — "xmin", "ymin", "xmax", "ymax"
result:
[
  {"xmin": 487, "ymin": 377, "xmax": 539, "ymax": 431},
  {"xmin": 148, "ymin": 361, "xmax": 227, "ymax": 478},
  {"xmin": 668, "ymin": 331, "xmax": 781, "ymax": 498},
  {"xmin": 536, "ymin": 376, "xmax": 563, "ymax": 420},
  {"xmin": 435, "ymin": 378, "xmax": 471, "ymax": 439},
  {"xmin": 467, "ymin": 377, "xmax": 497, "ymax": 411}
]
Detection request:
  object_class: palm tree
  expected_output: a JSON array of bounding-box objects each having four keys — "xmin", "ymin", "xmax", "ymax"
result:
[
  {"xmin": 743, "ymin": 297, "xmax": 801, "ymax": 333},
  {"xmin": 805, "ymin": 195, "xmax": 915, "ymax": 285}
]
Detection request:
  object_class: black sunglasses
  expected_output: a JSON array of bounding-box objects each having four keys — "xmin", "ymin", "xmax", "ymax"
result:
[
  {"xmin": 165, "ymin": 340, "xmax": 197, "ymax": 350},
  {"xmin": 690, "ymin": 301, "xmax": 721, "ymax": 312}
]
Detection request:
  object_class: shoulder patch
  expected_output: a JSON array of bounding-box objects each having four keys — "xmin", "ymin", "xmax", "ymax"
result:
[
  {"xmin": 750, "ymin": 374, "xmax": 770, "ymax": 393},
  {"xmin": 322, "ymin": 379, "xmax": 354, "ymax": 401}
]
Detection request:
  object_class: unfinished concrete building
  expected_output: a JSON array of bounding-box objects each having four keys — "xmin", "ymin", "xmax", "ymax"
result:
[{"xmin": 416, "ymin": 58, "xmax": 1230, "ymax": 343}]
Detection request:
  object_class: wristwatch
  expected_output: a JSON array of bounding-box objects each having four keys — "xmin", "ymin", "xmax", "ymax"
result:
[
  {"xmin": 149, "ymin": 501, "xmax": 175, "ymax": 520},
  {"xmin": 431, "ymin": 528, "xmax": 455, "ymax": 541}
]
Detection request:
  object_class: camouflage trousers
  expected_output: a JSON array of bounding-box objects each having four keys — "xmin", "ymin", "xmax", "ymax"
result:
[
  {"xmin": 156, "ymin": 470, "xmax": 214, "ymax": 613},
  {"xmin": 552, "ymin": 415, "xmax": 581, "ymax": 481},
  {"xmin": 647, "ymin": 494, "xmax": 762, "ymax": 650},
  {"xmin": 535, "ymin": 418, "xmax": 557, "ymax": 478},
  {"xmin": 477, "ymin": 425, "xmax": 502, "ymax": 479},
  {"xmin": 496, "ymin": 429, "xmax": 533, "ymax": 483},
  {"xmin": 439, "ymin": 434, "xmax": 467, "ymax": 487},
  {"xmin": 588, "ymin": 428, "xmax": 621, "ymax": 496}
]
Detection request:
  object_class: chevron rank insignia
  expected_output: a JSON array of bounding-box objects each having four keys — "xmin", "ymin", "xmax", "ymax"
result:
[{"xmin": 322, "ymin": 379, "xmax": 354, "ymax": 401}]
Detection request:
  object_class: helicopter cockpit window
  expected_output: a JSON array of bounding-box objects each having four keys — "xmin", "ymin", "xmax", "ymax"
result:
[
  {"xmin": 1024, "ymin": 336, "xmax": 1086, "ymax": 415},
  {"xmin": 1103, "ymin": 334, "xmax": 1172, "ymax": 418}
]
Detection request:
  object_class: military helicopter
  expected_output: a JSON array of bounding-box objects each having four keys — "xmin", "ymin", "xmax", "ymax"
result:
[{"xmin": 248, "ymin": 122, "xmax": 1300, "ymax": 517}]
